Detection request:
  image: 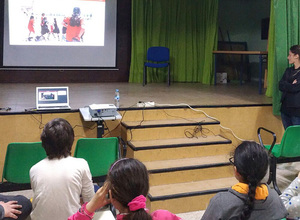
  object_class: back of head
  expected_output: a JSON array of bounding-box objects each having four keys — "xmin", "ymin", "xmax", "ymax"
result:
[
  {"xmin": 290, "ymin": 45, "xmax": 300, "ymax": 58},
  {"xmin": 107, "ymin": 158, "xmax": 152, "ymax": 220},
  {"xmin": 234, "ymin": 141, "xmax": 268, "ymax": 220},
  {"xmin": 41, "ymin": 118, "xmax": 74, "ymax": 159}
]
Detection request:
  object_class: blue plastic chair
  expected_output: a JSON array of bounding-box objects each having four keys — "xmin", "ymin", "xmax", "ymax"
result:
[{"xmin": 143, "ymin": 46, "xmax": 170, "ymax": 86}]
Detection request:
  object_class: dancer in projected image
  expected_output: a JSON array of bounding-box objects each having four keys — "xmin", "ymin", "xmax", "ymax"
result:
[
  {"xmin": 62, "ymin": 17, "xmax": 68, "ymax": 41},
  {"xmin": 28, "ymin": 15, "xmax": 35, "ymax": 41},
  {"xmin": 63, "ymin": 7, "xmax": 85, "ymax": 42},
  {"xmin": 35, "ymin": 13, "xmax": 50, "ymax": 41},
  {"xmin": 41, "ymin": 17, "xmax": 50, "ymax": 40},
  {"xmin": 52, "ymin": 18, "xmax": 60, "ymax": 41}
]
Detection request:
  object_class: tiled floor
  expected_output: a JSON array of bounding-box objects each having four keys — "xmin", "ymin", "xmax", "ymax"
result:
[{"xmin": 177, "ymin": 210, "xmax": 205, "ymax": 219}]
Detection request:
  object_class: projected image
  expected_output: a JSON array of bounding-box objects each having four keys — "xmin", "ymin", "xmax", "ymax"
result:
[{"xmin": 9, "ymin": 0, "xmax": 105, "ymax": 46}]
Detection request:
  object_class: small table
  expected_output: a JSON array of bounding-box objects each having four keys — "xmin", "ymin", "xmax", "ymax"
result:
[
  {"xmin": 79, "ymin": 107, "xmax": 122, "ymax": 138},
  {"xmin": 213, "ymin": 50, "xmax": 268, "ymax": 94}
]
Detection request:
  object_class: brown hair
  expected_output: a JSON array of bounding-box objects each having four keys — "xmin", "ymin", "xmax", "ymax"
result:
[
  {"xmin": 290, "ymin": 45, "xmax": 300, "ymax": 59},
  {"xmin": 41, "ymin": 118, "xmax": 74, "ymax": 159},
  {"xmin": 107, "ymin": 158, "xmax": 152, "ymax": 220}
]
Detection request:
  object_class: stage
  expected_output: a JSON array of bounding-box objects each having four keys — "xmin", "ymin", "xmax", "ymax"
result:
[
  {"xmin": 0, "ymin": 82, "xmax": 292, "ymax": 219},
  {"xmin": 0, "ymin": 82, "xmax": 272, "ymax": 112}
]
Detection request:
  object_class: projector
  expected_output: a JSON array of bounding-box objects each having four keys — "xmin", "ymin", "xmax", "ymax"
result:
[{"xmin": 89, "ymin": 104, "xmax": 117, "ymax": 117}]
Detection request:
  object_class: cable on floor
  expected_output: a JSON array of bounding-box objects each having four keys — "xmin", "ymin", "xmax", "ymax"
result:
[{"xmin": 155, "ymin": 102, "xmax": 246, "ymax": 142}]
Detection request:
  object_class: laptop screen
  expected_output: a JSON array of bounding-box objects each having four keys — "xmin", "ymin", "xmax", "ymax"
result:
[{"xmin": 36, "ymin": 87, "xmax": 70, "ymax": 109}]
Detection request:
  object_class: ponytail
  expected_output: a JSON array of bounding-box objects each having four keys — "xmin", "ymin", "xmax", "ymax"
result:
[
  {"xmin": 233, "ymin": 142, "xmax": 268, "ymax": 220},
  {"xmin": 126, "ymin": 209, "xmax": 152, "ymax": 220},
  {"xmin": 125, "ymin": 195, "xmax": 152, "ymax": 220},
  {"xmin": 240, "ymin": 181, "xmax": 257, "ymax": 220}
]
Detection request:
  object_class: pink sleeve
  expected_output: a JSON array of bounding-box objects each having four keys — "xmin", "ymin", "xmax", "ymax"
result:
[
  {"xmin": 151, "ymin": 210, "xmax": 182, "ymax": 220},
  {"xmin": 68, "ymin": 211, "xmax": 89, "ymax": 220},
  {"xmin": 68, "ymin": 203, "xmax": 94, "ymax": 220}
]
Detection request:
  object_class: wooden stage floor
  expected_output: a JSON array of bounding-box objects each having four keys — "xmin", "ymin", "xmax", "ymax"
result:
[{"xmin": 0, "ymin": 82, "xmax": 272, "ymax": 112}]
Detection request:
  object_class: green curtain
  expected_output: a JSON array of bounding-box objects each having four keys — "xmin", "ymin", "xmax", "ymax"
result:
[
  {"xmin": 271, "ymin": 0, "xmax": 300, "ymax": 115},
  {"xmin": 265, "ymin": 0, "xmax": 275, "ymax": 98},
  {"xmin": 129, "ymin": 0, "xmax": 218, "ymax": 84}
]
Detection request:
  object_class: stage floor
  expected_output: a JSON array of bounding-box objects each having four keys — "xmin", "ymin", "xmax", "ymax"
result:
[{"xmin": 0, "ymin": 82, "xmax": 272, "ymax": 112}]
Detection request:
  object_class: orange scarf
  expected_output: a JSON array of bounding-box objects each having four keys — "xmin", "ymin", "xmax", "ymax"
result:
[{"xmin": 232, "ymin": 183, "xmax": 268, "ymax": 200}]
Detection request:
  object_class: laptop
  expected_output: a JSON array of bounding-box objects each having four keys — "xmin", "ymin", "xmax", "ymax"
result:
[{"xmin": 36, "ymin": 87, "xmax": 71, "ymax": 110}]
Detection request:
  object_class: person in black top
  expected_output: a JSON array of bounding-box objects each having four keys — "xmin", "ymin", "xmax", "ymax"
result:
[
  {"xmin": 279, "ymin": 45, "xmax": 300, "ymax": 129},
  {"xmin": 0, "ymin": 194, "xmax": 32, "ymax": 220}
]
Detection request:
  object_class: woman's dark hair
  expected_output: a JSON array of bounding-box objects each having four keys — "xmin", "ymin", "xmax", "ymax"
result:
[
  {"xmin": 233, "ymin": 141, "xmax": 268, "ymax": 220},
  {"xmin": 290, "ymin": 45, "xmax": 300, "ymax": 59},
  {"xmin": 41, "ymin": 118, "xmax": 74, "ymax": 159},
  {"xmin": 107, "ymin": 158, "xmax": 152, "ymax": 220}
]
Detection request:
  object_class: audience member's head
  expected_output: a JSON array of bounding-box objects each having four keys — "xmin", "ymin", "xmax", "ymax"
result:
[
  {"xmin": 232, "ymin": 141, "xmax": 268, "ymax": 220},
  {"xmin": 106, "ymin": 158, "xmax": 151, "ymax": 220},
  {"xmin": 41, "ymin": 118, "xmax": 74, "ymax": 159}
]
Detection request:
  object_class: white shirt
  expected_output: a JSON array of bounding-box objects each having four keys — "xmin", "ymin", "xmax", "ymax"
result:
[{"xmin": 30, "ymin": 156, "xmax": 95, "ymax": 220}]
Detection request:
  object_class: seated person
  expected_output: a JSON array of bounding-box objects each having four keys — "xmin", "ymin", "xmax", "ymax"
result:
[
  {"xmin": 30, "ymin": 118, "xmax": 94, "ymax": 220},
  {"xmin": 69, "ymin": 158, "xmax": 181, "ymax": 220},
  {"xmin": 201, "ymin": 141, "xmax": 288, "ymax": 220},
  {"xmin": 280, "ymin": 171, "xmax": 300, "ymax": 220},
  {"xmin": 0, "ymin": 194, "xmax": 32, "ymax": 220}
]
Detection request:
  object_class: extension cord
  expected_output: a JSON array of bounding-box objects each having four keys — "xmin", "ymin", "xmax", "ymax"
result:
[{"xmin": 137, "ymin": 101, "xmax": 155, "ymax": 107}]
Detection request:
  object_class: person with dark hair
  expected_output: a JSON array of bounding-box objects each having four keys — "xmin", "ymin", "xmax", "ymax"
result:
[
  {"xmin": 41, "ymin": 16, "xmax": 50, "ymax": 39},
  {"xmin": 279, "ymin": 45, "xmax": 300, "ymax": 129},
  {"xmin": 201, "ymin": 141, "xmax": 287, "ymax": 220},
  {"xmin": 63, "ymin": 7, "xmax": 85, "ymax": 42},
  {"xmin": 68, "ymin": 158, "xmax": 181, "ymax": 220},
  {"xmin": 0, "ymin": 194, "xmax": 32, "ymax": 220},
  {"xmin": 30, "ymin": 118, "xmax": 94, "ymax": 220},
  {"xmin": 52, "ymin": 18, "xmax": 60, "ymax": 40}
]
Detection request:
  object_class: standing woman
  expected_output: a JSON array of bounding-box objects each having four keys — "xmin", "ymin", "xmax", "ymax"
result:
[{"xmin": 279, "ymin": 45, "xmax": 300, "ymax": 129}]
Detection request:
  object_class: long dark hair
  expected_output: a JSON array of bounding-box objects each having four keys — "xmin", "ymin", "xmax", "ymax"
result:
[
  {"xmin": 107, "ymin": 158, "xmax": 152, "ymax": 220},
  {"xmin": 290, "ymin": 45, "xmax": 300, "ymax": 59},
  {"xmin": 233, "ymin": 141, "xmax": 268, "ymax": 220}
]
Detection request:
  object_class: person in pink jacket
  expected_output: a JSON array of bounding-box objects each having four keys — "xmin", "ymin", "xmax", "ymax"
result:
[{"xmin": 69, "ymin": 158, "xmax": 181, "ymax": 220}]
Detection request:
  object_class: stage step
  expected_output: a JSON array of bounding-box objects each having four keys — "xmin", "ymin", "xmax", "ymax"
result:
[
  {"xmin": 145, "ymin": 155, "xmax": 233, "ymax": 186},
  {"xmin": 121, "ymin": 117, "xmax": 220, "ymax": 141},
  {"xmin": 120, "ymin": 108, "xmax": 214, "ymax": 122},
  {"xmin": 122, "ymin": 117, "xmax": 219, "ymax": 129},
  {"xmin": 121, "ymin": 112, "xmax": 237, "ymax": 214},
  {"xmin": 148, "ymin": 177, "xmax": 237, "ymax": 214},
  {"xmin": 126, "ymin": 135, "xmax": 233, "ymax": 161}
]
